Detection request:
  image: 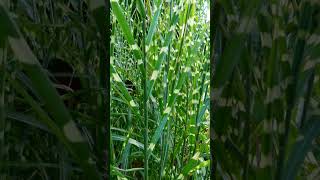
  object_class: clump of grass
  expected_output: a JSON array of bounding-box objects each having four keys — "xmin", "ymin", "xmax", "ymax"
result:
[{"xmin": 111, "ymin": 0, "xmax": 210, "ymax": 179}]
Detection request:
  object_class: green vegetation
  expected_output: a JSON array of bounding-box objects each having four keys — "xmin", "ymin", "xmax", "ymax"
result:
[
  {"xmin": 2, "ymin": 0, "xmax": 319, "ymax": 179},
  {"xmin": 111, "ymin": 0, "xmax": 210, "ymax": 179},
  {"xmin": 0, "ymin": 0, "xmax": 107, "ymax": 179},
  {"xmin": 212, "ymin": 0, "xmax": 320, "ymax": 179}
]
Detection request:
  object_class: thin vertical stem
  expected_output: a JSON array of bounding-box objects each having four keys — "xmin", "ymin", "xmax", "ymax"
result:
[
  {"xmin": 193, "ymin": 63, "xmax": 208, "ymax": 155},
  {"xmin": 160, "ymin": 0, "xmax": 173, "ymax": 175},
  {"xmin": 243, "ymin": 71, "xmax": 251, "ymax": 180},
  {"xmin": 300, "ymin": 70, "xmax": 315, "ymax": 130},
  {"xmin": 142, "ymin": 0, "xmax": 148, "ymax": 179}
]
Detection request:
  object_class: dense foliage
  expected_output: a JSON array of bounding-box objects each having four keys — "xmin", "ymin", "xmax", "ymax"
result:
[
  {"xmin": 1, "ymin": 0, "xmax": 319, "ymax": 179},
  {"xmin": 212, "ymin": 0, "xmax": 320, "ymax": 179},
  {"xmin": 111, "ymin": 0, "xmax": 210, "ymax": 179},
  {"xmin": 0, "ymin": 0, "xmax": 108, "ymax": 179}
]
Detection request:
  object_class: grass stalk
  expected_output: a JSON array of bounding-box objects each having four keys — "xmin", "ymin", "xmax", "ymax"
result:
[
  {"xmin": 299, "ymin": 70, "xmax": 315, "ymax": 129},
  {"xmin": 142, "ymin": 0, "xmax": 148, "ymax": 179},
  {"xmin": 243, "ymin": 71, "xmax": 251, "ymax": 180}
]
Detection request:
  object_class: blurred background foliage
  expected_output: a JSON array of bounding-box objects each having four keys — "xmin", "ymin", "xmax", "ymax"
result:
[
  {"xmin": 212, "ymin": 0, "xmax": 320, "ymax": 179},
  {"xmin": 0, "ymin": 0, "xmax": 108, "ymax": 179}
]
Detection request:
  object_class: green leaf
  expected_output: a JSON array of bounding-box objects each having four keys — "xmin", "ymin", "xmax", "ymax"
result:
[
  {"xmin": 146, "ymin": 0, "xmax": 163, "ymax": 45},
  {"xmin": 0, "ymin": 3, "xmax": 19, "ymax": 45},
  {"xmin": 7, "ymin": 111, "xmax": 51, "ymax": 132},
  {"xmin": 111, "ymin": 0, "xmax": 135, "ymax": 45},
  {"xmin": 112, "ymin": 134, "xmax": 144, "ymax": 149},
  {"xmin": 136, "ymin": 0, "xmax": 146, "ymax": 18},
  {"xmin": 282, "ymin": 115, "xmax": 320, "ymax": 180},
  {"xmin": 178, "ymin": 153, "xmax": 209, "ymax": 178},
  {"xmin": 213, "ymin": 34, "xmax": 245, "ymax": 88}
]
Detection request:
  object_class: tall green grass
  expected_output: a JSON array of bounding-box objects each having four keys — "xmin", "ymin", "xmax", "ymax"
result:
[{"xmin": 111, "ymin": 0, "xmax": 210, "ymax": 179}]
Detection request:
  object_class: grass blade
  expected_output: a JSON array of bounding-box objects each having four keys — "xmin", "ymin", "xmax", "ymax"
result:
[{"xmin": 282, "ymin": 115, "xmax": 320, "ymax": 180}]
